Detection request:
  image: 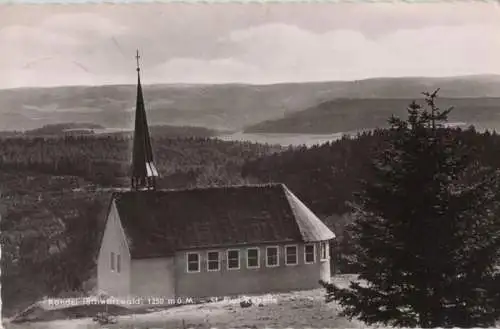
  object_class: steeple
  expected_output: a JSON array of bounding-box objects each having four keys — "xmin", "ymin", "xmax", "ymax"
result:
[{"xmin": 131, "ymin": 50, "xmax": 158, "ymax": 191}]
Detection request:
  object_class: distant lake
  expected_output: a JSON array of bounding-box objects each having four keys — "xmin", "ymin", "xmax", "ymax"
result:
[
  {"xmin": 217, "ymin": 132, "xmax": 352, "ymax": 147},
  {"xmin": 217, "ymin": 122, "xmax": 471, "ymax": 147},
  {"xmin": 90, "ymin": 128, "xmax": 347, "ymax": 146}
]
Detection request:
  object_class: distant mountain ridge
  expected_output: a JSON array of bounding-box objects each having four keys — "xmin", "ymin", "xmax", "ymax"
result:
[
  {"xmin": 244, "ymin": 97, "xmax": 500, "ymax": 134},
  {"xmin": 0, "ymin": 123, "xmax": 222, "ymax": 138},
  {"xmin": 1, "ymin": 75, "xmax": 500, "ymax": 132}
]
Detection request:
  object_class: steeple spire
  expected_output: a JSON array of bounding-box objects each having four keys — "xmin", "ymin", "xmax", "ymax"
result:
[{"xmin": 131, "ymin": 50, "xmax": 158, "ymax": 191}]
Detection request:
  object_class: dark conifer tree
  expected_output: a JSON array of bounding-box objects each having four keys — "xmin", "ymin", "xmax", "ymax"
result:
[{"xmin": 332, "ymin": 90, "xmax": 500, "ymax": 327}]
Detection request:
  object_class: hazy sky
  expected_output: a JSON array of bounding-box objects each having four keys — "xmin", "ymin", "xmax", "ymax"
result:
[{"xmin": 1, "ymin": 2, "xmax": 499, "ymax": 88}]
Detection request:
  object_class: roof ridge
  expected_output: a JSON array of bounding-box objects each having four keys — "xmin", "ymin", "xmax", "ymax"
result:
[
  {"xmin": 113, "ymin": 182, "xmax": 286, "ymax": 195},
  {"xmin": 282, "ymin": 186, "xmax": 336, "ymax": 242}
]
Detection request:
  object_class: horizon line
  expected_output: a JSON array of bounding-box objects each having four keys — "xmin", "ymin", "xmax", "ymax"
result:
[{"xmin": 1, "ymin": 73, "xmax": 499, "ymax": 91}]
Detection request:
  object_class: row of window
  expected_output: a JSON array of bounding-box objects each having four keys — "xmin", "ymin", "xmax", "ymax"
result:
[
  {"xmin": 110, "ymin": 252, "xmax": 121, "ymax": 273},
  {"xmin": 109, "ymin": 243, "xmax": 330, "ymax": 273},
  {"xmin": 186, "ymin": 242, "xmax": 329, "ymax": 273}
]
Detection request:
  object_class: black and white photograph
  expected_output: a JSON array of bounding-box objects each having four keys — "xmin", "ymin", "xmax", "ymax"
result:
[{"xmin": 1, "ymin": 2, "xmax": 500, "ymax": 328}]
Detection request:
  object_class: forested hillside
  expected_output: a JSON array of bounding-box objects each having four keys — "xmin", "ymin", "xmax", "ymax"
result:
[
  {"xmin": 243, "ymin": 126, "xmax": 500, "ymax": 215},
  {"xmin": 0, "ymin": 135, "xmax": 277, "ymax": 188},
  {"xmin": 241, "ymin": 126, "xmax": 500, "ymax": 271},
  {"xmin": 1, "ymin": 172, "xmax": 110, "ymax": 318}
]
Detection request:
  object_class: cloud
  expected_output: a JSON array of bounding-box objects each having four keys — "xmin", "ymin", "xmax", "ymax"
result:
[
  {"xmin": 23, "ymin": 104, "xmax": 103, "ymax": 113},
  {"xmin": 151, "ymin": 23, "xmax": 500, "ymax": 84},
  {"xmin": 0, "ymin": 13, "xmax": 129, "ymax": 88},
  {"xmin": 1, "ymin": 11, "xmax": 499, "ymax": 88},
  {"xmin": 150, "ymin": 58, "xmax": 261, "ymax": 84},
  {"xmin": 40, "ymin": 13, "xmax": 127, "ymax": 36}
]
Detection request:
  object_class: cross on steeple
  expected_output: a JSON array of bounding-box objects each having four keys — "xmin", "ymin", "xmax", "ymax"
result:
[
  {"xmin": 135, "ymin": 49, "xmax": 141, "ymax": 72},
  {"xmin": 130, "ymin": 50, "xmax": 158, "ymax": 191}
]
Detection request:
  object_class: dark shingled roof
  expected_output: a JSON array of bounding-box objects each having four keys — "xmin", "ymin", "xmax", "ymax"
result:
[{"xmin": 112, "ymin": 183, "xmax": 335, "ymax": 259}]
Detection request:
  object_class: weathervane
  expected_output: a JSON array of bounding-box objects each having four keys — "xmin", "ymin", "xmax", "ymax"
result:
[{"xmin": 136, "ymin": 49, "xmax": 141, "ymax": 73}]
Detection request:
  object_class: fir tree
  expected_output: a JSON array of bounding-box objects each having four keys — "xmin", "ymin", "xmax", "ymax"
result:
[{"xmin": 332, "ymin": 90, "xmax": 500, "ymax": 327}]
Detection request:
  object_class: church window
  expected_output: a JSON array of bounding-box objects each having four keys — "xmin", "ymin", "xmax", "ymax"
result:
[
  {"xmin": 247, "ymin": 248, "xmax": 260, "ymax": 268},
  {"xmin": 266, "ymin": 246, "xmax": 279, "ymax": 267},
  {"xmin": 304, "ymin": 244, "xmax": 316, "ymax": 264},
  {"xmin": 110, "ymin": 252, "xmax": 115, "ymax": 271},
  {"xmin": 320, "ymin": 242, "xmax": 329, "ymax": 261},
  {"xmin": 116, "ymin": 254, "xmax": 121, "ymax": 273},
  {"xmin": 187, "ymin": 252, "xmax": 200, "ymax": 273},
  {"xmin": 207, "ymin": 251, "xmax": 220, "ymax": 271},
  {"xmin": 227, "ymin": 250, "xmax": 240, "ymax": 270},
  {"xmin": 285, "ymin": 245, "xmax": 298, "ymax": 265}
]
